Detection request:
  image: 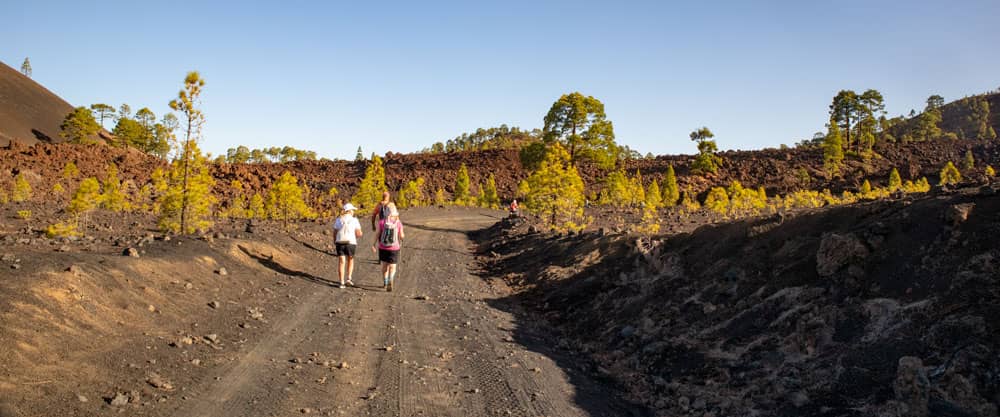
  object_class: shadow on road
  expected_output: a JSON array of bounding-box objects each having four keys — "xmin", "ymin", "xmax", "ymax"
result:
[
  {"xmin": 290, "ymin": 236, "xmax": 331, "ymax": 256},
  {"xmin": 465, "ymin": 221, "xmax": 653, "ymax": 417},
  {"xmin": 237, "ymin": 245, "xmax": 339, "ymax": 288},
  {"xmin": 406, "ymin": 222, "xmax": 471, "ymax": 235}
]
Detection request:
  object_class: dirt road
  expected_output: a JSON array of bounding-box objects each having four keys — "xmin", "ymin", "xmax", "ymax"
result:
[{"xmin": 154, "ymin": 209, "xmax": 646, "ymax": 417}]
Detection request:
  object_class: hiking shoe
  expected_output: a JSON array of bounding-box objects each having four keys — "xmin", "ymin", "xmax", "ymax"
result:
[
  {"xmin": 347, "ymin": 279, "xmax": 355, "ymax": 287},
  {"xmin": 339, "ymin": 283, "xmax": 346, "ymax": 289}
]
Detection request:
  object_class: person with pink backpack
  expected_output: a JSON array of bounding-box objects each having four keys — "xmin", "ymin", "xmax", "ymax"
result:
[{"xmin": 375, "ymin": 203, "xmax": 404, "ymax": 291}]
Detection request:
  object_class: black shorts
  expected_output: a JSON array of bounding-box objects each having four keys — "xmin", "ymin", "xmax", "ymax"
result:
[
  {"xmin": 378, "ymin": 248, "xmax": 400, "ymax": 264},
  {"xmin": 335, "ymin": 243, "xmax": 357, "ymax": 257}
]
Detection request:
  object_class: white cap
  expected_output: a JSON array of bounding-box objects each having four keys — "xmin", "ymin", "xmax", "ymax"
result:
[{"xmin": 343, "ymin": 203, "xmax": 357, "ymax": 211}]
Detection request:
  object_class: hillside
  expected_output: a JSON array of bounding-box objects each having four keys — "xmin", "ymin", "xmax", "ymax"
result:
[
  {"xmin": 1, "ymin": 69, "xmax": 998, "ymax": 214},
  {"xmin": 0, "ymin": 62, "xmax": 75, "ymax": 147}
]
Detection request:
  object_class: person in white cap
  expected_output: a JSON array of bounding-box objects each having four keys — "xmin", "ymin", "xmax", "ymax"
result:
[
  {"xmin": 375, "ymin": 203, "xmax": 404, "ymax": 291},
  {"xmin": 333, "ymin": 203, "xmax": 363, "ymax": 288}
]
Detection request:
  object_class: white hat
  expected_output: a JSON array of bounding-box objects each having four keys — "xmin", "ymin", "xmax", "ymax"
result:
[{"xmin": 343, "ymin": 203, "xmax": 357, "ymax": 211}]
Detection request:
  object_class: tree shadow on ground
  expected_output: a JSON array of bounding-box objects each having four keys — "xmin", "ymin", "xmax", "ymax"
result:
[
  {"xmin": 406, "ymin": 222, "xmax": 470, "ymax": 235},
  {"xmin": 237, "ymin": 245, "xmax": 339, "ymax": 288},
  {"xmin": 290, "ymin": 236, "xmax": 331, "ymax": 256}
]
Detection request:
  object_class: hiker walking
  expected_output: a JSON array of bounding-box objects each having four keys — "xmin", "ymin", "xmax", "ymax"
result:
[
  {"xmin": 375, "ymin": 203, "xmax": 404, "ymax": 292},
  {"xmin": 370, "ymin": 191, "xmax": 393, "ymax": 255},
  {"xmin": 371, "ymin": 191, "xmax": 393, "ymax": 231},
  {"xmin": 509, "ymin": 199, "xmax": 519, "ymax": 217},
  {"xmin": 333, "ymin": 203, "xmax": 363, "ymax": 289}
]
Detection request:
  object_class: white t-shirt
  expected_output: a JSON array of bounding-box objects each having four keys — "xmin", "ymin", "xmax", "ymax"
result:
[{"xmin": 334, "ymin": 215, "xmax": 362, "ymax": 245}]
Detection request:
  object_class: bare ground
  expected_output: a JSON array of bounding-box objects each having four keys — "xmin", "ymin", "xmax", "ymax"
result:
[{"xmin": 0, "ymin": 207, "xmax": 648, "ymax": 417}]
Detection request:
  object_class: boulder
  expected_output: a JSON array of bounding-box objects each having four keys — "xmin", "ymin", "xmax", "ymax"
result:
[
  {"xmin": 816, "ymin": 233, "xmax": 869, "ymax": 277},
  {"xmin": 946, "ymin": 203, "xmax": 974, "ymax": 226},
  {"xmin": 893, "ymin": 356, "xmax": 929, "ymax": 417}
]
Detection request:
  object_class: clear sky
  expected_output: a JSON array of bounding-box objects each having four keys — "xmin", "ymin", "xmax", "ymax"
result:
[{"xmin": 4, "ymin": 0, "xmax": 999, "ymax": 160}]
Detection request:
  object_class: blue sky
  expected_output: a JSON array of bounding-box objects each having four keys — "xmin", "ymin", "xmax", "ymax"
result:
[{"xmin": 4, "ymin": 0, "xmax": 999, "ymax": 160}]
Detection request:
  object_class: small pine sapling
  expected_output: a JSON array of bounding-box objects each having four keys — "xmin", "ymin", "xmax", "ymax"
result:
[
  {"xmin": 939, "ymin": 161, "xmax": 962, "ymax": 186},
  {"xmin": 434, "ymin": 188, "xmax": 448, "ymax": 207},
  {"xmin": 888, "ymin": 168, "xmax": 902, "ymax": 192},
  {"xmin": 100, "ymin": 164, "xmax": 129, "ymax": 212},
  {"xmin": 12, "ymin": 173, "xmax": 32, "ymax": 202},
  {"xmin": 661, "ymin": 165, "xmax": 680, "ymax": 207},
  {"xmin": 453, "ymin": 163, "xmax": 471, "ymax": 206},
  {"xmin": 962, "ymin": 150, "xmax": 975, "ymax": 170},
  {"xmin": 62, "ymin": 162, "xmax": 79, "ymax": 179},
  {"xmin": 703, "ymin": 187, "xmax": 729, "ymax": 215},
  {"xmin": 645, "ymin": 179, "xmax": 662, "ymax": 209}
]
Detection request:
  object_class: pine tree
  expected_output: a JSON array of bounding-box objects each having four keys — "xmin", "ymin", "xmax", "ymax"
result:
[
  {"xmin": 860, "ymin": 180, "xmax": 873, "ymax": 197},
  {"xmin": 823, "ymin": 116, "xmax": 845, "ymax": 175},
  {"xmin": 45, "ymin": 220, "xmax": 81, "ymax": 238},
  {"xmin": 20, "ymin": 57, "xmax": 31, "ymax": 78},
  {"xmin": 248, "ymin": 193, "xmax": 266, "ymax": 219},
  {"xmin": 728, "ymin": 181, "xmax": 763, "ymax": 217},
  {"xmin": 12, "ymin": 173, "xmax": 32, "ymax": 202},
  {"xmin": 888, "ymin": 168, "xmax": 902, "ymax": 192},
  {"xmin": 680, "ymin": 186, "xmax": 701, "ymax": 212},
  {"xmin": 704, "ymin": 187, "xmax": 729, "ymax": 215},
  {"xmin": 100, "ymin": 163, "xmax": 129, "ymax": 212},
  {"xmin": 69, "ymin": 177, "xmax": 102, "ymax": 225},
  {"xmin": 635, "ymin": 206, "xmax": 661, "ymax": 234},
  {"xmin": 266, "ymin": 171, "xmax": 314, "ymax": 227},
  {"xmin": 939, "ymin": 161, "xmax": 962, "ymax": 186},
  {"xmin": 353, "ymin": 155, "xmax": 387, "ymax": 213},
  {"xmin": 60, "ymin": 107, "xmax": 101, "ymax": 144},
  {"xmin": 662, "ymin": 165, "xmax": 679, "ymax": 207},
  {"xmin": 166, "ymin": 71, "xmax": 208, "ymax": 234},
  {"xmin": 628, "ymin": 169, "xmax": 646, "ymax": 207},
  {"xmin": 522, "ymin": 143, "xmax": 588, "ymax": 231},
  {"xmin": 690, "ymin": 127, "xmax": 721, "ymax": 175},
  {"xmin": 226, "ymin": 180, "xmax": 249, "ymax": 218},
  {"xmin": 397, "ymin": 177, "xmax": 426, "ymax": 209},
  {"xmin": 962, "ymin": 150, "xmax": 975, "ymax": 171},
  {"xmin": 453, "ymin": 163, "xmax": 471, "ymax": 205},
  {"xmin": 90, "ymin": 104, "xmax": 115, "ymax": 129},
  {"xmin": 479, "ymin": 174, "xmax": 500, "ymax": 209},
  {"xmin": 599, "ymin": 169, "xmax": 630, "ymax": 206},
  {"xmin": 135, "ymin": 184, "xmax": 153, "ymax": 212},
  {"xmin": 434, "ymin": 188, "xmax": 447, "ymax": 206},
  {"xmin": 355, "ymin": 147, "xmax": 364, "ymax": 161},
  {"xmin": 62, "ymin": 162, "xmax": 79, "ymax": 179},
  {"xmin": 645, "ymin": 179, "xmax": 662, "ymax": 209},
  {"xmin": 158, "ymin": 141, "xmax": 217, "ymax": 234}
]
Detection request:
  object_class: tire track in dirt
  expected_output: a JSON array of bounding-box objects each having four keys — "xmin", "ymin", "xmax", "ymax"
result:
[
  {"xmin": 160, "ymin": 209, "xmax": 646, "ymax": 417},
  {"xmin": 171, "ymin": 285, "xmax": 357, "ymax": 417}
]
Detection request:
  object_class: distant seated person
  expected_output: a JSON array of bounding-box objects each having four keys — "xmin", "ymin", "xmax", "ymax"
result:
[{"xmin": 509, "ymin": 199, "xmax": 519, "ymax": 217}]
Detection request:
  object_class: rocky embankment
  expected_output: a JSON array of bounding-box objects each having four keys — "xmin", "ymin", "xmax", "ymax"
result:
[{"xmin": 476, "ymin": 185, "xmax": 1000, "ymax": 417}]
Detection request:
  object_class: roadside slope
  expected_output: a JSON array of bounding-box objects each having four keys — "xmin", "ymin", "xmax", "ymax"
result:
[{"xmin": 476, "ymin": 186, "xmax": 1000, "ymax": 417}]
